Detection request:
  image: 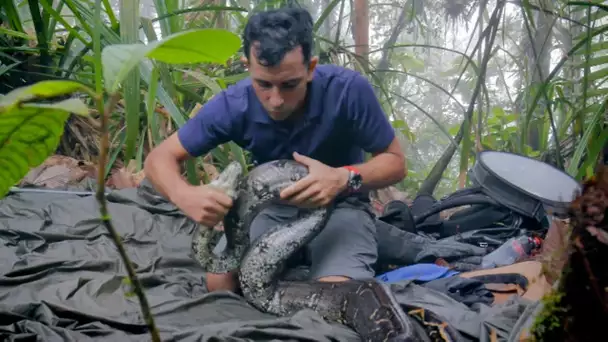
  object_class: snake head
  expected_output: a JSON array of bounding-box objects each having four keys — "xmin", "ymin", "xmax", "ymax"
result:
[{"xmin": 209, "ymin": 161, "xmax": 243, "ymax": 198}]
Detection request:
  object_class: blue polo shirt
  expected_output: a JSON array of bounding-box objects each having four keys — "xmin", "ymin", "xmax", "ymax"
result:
[{"xmin": 177, "ymin": 65, "xmax": 395, "ymax": 168}]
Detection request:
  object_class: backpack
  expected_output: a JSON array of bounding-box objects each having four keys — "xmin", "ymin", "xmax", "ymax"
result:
[{"xmin": 378, "ymin": 186, "xmax": 547, "ymax": 247}]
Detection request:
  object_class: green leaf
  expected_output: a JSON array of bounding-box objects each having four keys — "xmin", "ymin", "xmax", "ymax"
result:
[
  {"xmin": 121, "ymin": 277, "xmax": 136, "ymax": 297},
  {"xmin": 0, "ymin": 61, "xmax": 23, "ymax": 78},
  {"xmin": 22, "ymin": 98, "xmax": 90, "ymax": 116},
  {"xmin": 491, "ymin": 106, "xmax": 505, "ymax": 118},
  {"xmin": 223, "ymin": 72, "xmax": 249, "ymax": 85},
  {"xmin": 487, "ymin": 116, "xmax": 500, "ymax": 127},
  {"xmin": 0, "ymin": 80, "xmax": 90, "ymax": 108},
  {"xmin": 147, "ymin": 29, "xmax": 241, "ymax": 65},
  {"xmin": 101, "ymin": 29, "xmax": 241, "ymax": 92},
  {"xmin": 0, "ymin": 27, "xmax": 33, "ymax": 40},
  {"xmin": 392, "ymin": 119, "xmax": 407, "ymax": 129},
  {"xmin": 586, "ymin": 68, "xmax": 608, "ymax": 83},
  {"xmin": 397, "ymin": 54, "xmax": 425, "ymax": 72},
  {"xmin": 180, "ymin": 69, "xmax": 223, "ymax": 95},
  {"xmin": 504, "ymin": 114, "xmax": 518, "ymax": 123},
  {"xmin": 448, "ymin": 125, "xmax": 460, "ymax": 136},
  {"xmin": 0, "ymin": 97, "xmax": 88, "ymax": 198},
  {"xmin": 102, "ymin": 43, "xmax": 155, "ymax": 93}
]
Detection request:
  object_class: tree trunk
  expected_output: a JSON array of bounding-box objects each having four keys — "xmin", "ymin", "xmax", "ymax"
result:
[
  {"xmin": 530, "ymin": 167, "xmax": 608, "ymax": 341},
  {"xmin": 524, "ymin": 0, "xmax": 553, "ymax": 151},
  {"xmin": 352, "ymin": 0, "xmax": 369, "ymax": 68}
]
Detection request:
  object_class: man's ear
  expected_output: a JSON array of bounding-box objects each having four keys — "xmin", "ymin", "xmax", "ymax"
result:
[
  {"xmin": 307, "ymin": 56, "xmax": 318, "ymax": 80},
  {"xmin": 240, "ymin": 55, "xmax": 249, "ymax": 69}
]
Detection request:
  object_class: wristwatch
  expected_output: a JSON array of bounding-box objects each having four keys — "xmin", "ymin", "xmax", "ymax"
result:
[{"xmin": 343, "ymin": 166, "xmax": 363, "ymax": 192}]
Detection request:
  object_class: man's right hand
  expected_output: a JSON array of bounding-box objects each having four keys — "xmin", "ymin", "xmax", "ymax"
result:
[{"xmin": 172, "ymin": 184, "xmax": 234, "ymax": 227}]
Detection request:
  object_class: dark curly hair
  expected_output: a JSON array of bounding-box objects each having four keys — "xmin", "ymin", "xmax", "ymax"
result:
[{"xmin": 243, "ymin": 6, "xmax": 314, "ymax": 67}]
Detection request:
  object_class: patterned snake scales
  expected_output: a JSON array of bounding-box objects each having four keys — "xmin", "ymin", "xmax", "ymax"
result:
[{"xmin": 192, "ymin": 159, "xmax": 462, "ymax": 342}]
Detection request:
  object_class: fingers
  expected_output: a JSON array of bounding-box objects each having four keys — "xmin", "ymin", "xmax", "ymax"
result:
[
  {"xmin": 310, "ymin": 192, "xmax": 331, "ymax": 207},
  {"xmin": 287, "ymin": 185, "xmax": 321, "ymax": 206},
  {"xmin": 292, "ymin": 152, "xmax": 317, "ymax": 166},
  {"xmin": 207, "ymin": 187, "xmax": 234, "ymax": 208},
  {"xmin": 199, "ymin": 200, "xmax": 227, "ymax": 227},
  {"xmin": 280, "ymin": 175, "xmax": 315, "ymax": 200},
  {"xmin": 202, "ymin": 197, "xmax": 229, "ymax": 216},
  {"xmin": 197, "ymin": 186, "xmax": 233, "ymax": 226}
]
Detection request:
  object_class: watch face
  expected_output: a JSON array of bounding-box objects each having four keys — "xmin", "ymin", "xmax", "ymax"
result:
[{"xmin": 349, "ymin": 172, "xmax": 363, "ymax": 190}]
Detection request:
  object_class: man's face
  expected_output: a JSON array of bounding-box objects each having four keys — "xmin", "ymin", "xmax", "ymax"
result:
[{"xmin": 243, "ymin": 45, "xmax": 317, "ymax": 121}]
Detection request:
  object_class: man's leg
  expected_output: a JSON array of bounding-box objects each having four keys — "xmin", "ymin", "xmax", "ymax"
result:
[
  {"xmin": 307, "ymin": 199, "xmax": 378, "ymax": 282},
  {"xmin": 248, "ymin": 204, "xmax": 299, "ymax": 241},
  {"xmin": 205, "ymin": 204, "xmax": 298, "ymax": 292}
]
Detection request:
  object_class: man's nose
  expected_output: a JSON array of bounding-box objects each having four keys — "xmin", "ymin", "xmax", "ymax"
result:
[{"xmin": 268, "ymin": 88, "xmax": 284, "ymax": 108}]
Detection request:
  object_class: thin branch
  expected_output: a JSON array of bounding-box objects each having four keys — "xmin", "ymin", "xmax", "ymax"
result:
[{"xmin": 96, "ymin": 92, "xmax": 162, "ymax": 342}]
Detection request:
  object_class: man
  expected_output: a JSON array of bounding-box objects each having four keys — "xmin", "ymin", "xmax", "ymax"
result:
[{"xmin": 144, "ymin": 6, "xmax": 407, "ymax": 292}]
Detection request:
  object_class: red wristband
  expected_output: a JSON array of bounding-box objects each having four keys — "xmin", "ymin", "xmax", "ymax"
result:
[{"xmin": 343, "ymin": 165, "xmax": 360, "ymax": 174}]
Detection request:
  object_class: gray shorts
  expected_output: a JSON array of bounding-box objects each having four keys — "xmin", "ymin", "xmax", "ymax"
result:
[{"xmin": 212, "ymin": 198, "xmax": 378, "ymax": 280}]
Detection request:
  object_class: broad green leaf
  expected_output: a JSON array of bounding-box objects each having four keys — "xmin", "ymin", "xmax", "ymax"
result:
[
  {"xmin": 491, "ymin": 106, "xmax": 505, "ymax": 118},
  {"xmin": 25, "ymin": 81, "xmax": 89, "ymax": 98},
  {"xmin": 504, "ymin": 114, "xmax": 518, "ymax": 123},
  {"xmin": 101, "ymin": 29, "xmax": 241, "ymax": 92},
  {"xmin": 22, "ymin": 98, "xmax": 90, "ymax": 116},
  {"xmin": 0, "ymin": 97, "xmax": 89, "ymax": 198},
  {"xmin": 0, "ymin": 80, "xmax": 90, "ymax": 108},
  {"xmin": 487, "ymin": 116, "xmax": 500, "ymax": 126},
  {"xmin": 102, "ymin": 43, "xmax": 155, "ymax": 92},
  {"xmin": 147, "ymin": 29, "xmax": 241, "ymax": 65}
]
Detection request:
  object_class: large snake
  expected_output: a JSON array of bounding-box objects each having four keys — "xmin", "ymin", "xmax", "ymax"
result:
[{"xmin": 192, "ymin": 159, "xmax": 463, "ymax": 342}]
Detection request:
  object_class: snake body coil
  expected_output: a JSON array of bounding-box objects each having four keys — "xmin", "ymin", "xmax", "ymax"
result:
[{"xmin": 193, "ymin": 160, "xmax": 462, "ymax": 342}]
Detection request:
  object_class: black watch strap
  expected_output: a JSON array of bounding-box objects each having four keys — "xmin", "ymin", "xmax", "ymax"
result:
[{"xmin": 343, "ymin": 166, "xmax": 363, "ymax": 192}]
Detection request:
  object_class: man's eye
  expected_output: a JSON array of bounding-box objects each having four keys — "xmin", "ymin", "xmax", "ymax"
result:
[
  {"xmin": 256, "ymin": 80, "xmax": 272, "ymax": 88},
  {"xmin": 280, "ymin": 82, "xmax": 298, "ymax": 90},
  {"xmin": 257, "ymin": 81, "xmax": 272, "ymax": 88}
]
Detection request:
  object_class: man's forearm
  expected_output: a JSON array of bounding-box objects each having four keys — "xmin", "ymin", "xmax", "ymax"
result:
[
  {"xmin": 143, "ymin": 153, "xmax": 192, "ymax": 202},
  {"xmin": 353, "ymin": 152, "xmax": 407, "ymax": 190}
]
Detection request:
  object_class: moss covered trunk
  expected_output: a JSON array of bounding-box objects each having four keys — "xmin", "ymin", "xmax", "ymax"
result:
[{"xmin": 531, "ymin": 166, "xmax": 608, "ymax": 341}]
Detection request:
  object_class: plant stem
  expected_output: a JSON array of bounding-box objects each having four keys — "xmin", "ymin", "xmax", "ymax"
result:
[{"xmin": 96, "ymin": 92, "xmax": 162, "ymax": 342}]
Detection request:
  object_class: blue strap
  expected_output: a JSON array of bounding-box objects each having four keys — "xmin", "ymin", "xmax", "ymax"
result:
[{"xmin": 376, "ymin": 263, "xmax": 459, "ymax": 283}]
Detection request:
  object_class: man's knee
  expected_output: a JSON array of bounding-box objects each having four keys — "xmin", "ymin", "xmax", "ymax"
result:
[
  {"xmin": 318, "ymin": 275, "xmax": 351, "ymax": 282},
  {"xmin": 206, "ymin": 271, "xmax": 238, "ymax": 292}
]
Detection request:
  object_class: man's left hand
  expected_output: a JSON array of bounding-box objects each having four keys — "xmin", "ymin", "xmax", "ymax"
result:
[{"xmin": 280, "ymin": 152, "xmax": 350, "ymax": 208}]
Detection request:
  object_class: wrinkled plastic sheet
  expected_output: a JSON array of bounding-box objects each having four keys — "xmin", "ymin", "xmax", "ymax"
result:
[{"xmin": 0, "ymin": 180, "xmax": 531, "ymax": 341}]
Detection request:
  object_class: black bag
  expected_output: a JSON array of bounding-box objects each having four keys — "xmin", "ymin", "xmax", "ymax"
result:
[
  {"xmin": 379, "ymin": 186, "xmax": 546, "ymax": 242},
  {"xmin": 378, "ymin": 200, "xmax": 417, "ymax": 233}
]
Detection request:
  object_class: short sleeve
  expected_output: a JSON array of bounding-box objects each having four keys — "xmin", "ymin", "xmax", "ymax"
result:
[
  {"xmin": 346, "ymin": 74, "xmax": 395, "ymax": 153},
  {"xmin": 177, "ymin": 93, "xmax": 236, "ymax": 157}
]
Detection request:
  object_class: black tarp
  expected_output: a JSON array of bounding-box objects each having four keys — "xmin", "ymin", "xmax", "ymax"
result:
[{"xmin": 0, "ymin": 180, "xmax": 534, "ymax": 341}]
